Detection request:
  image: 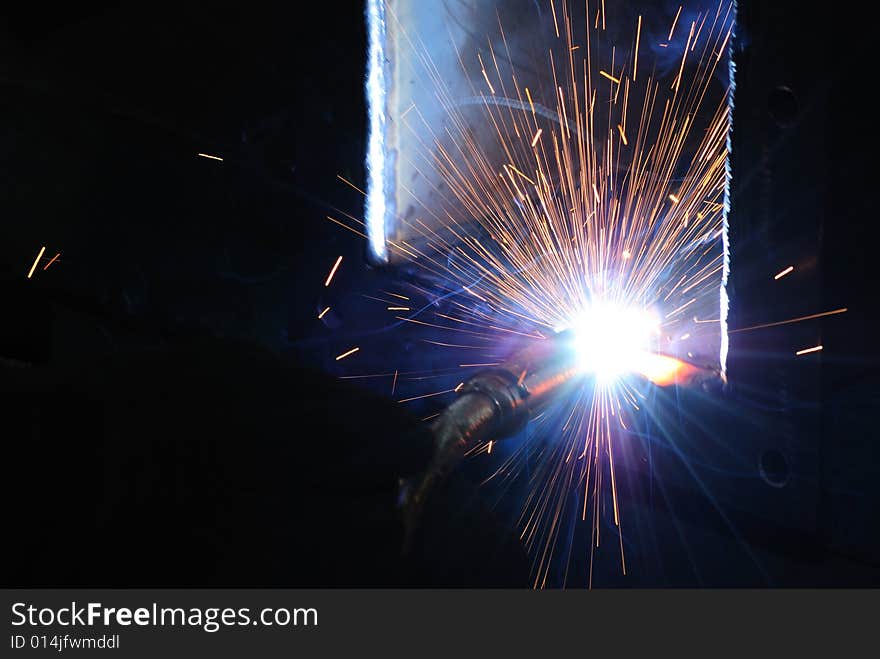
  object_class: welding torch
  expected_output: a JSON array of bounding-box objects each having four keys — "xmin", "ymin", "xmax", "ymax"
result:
[{"xmin": 401, "ymin": 329, "xmax": 720, "ymax": 549}]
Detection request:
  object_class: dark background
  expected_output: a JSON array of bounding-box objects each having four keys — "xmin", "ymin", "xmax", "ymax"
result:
[{"xmin": 1, "ymin": 1, "xmax": 878, "ymax": 586}]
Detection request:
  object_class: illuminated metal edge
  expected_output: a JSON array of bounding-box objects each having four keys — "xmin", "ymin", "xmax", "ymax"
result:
[
  {"xmin": 719, "ymin": 0, "xmax": 737, "ymax": 378},
  {"xmin": 365, "ymin": 0, "xmax": 389, "ymax": 263},
  {"xmin": 365, "ymin": 1, "xmax": 734, "ymax": 372}
]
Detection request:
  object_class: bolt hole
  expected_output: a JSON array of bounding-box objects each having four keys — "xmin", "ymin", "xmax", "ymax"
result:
[
  {"xmin": 759, "ymin": 449, "xmax": 790, "ymax": 488},
  {"xmin": 768, "ymin": 86, "xmax": 798, "ymax": 126}
]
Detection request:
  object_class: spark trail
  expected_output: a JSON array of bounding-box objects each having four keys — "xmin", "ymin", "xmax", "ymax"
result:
[{"xmin": 351, "ymin": 0, "xmax": 737, "ymax": 586}]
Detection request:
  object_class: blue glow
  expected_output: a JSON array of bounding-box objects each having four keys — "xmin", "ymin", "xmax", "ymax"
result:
[
  {"xmin": 720, "ymin": 0, "xmax": 737, "ymax": 378},
  {"xmin": 365, "ymin": 0, "xmax": 389, "ymax": 262}
]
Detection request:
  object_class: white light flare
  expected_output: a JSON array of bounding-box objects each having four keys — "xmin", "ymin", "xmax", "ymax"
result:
[
  {"xmin": 365, "ymin": 0, "xmax": 389, "ymax": 262},
  {"xmin": 564, "ymin": 302, "xmax": 661, "ymax": 384}
]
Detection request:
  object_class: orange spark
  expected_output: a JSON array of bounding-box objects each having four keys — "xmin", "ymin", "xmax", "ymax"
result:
[
  {"xmin": 478, "ymin": 53, "xmax": 496, "ymax": 94},
  {"xmin": 507, "ymin": 164, "xmax": 535, "ymax": 185},
  {"xmin": 197, "ymin": 153, "xmax": 223, "ymax": 161},
  {"xmin": 397, "ymin": 388, "xmax": 456, "ymax": 403},
  {"xmin": 717, "ymin": 28, "xmax": 732, "ymax": 61},
  {"xmin": 634, "ymin": 15, "xmax": 642, "ymax": 80},
  {"xmin": 668, "ymin": 6, "xmax": 683, "ymax": 40},
  {"xmin": 324, "ymin": 256, "xmax": 343, "ymax": 287},
  {"xmin": 43, "ymin": 252, "xmax": 61, "ymax": 271},
  {"xmin": 796, "ymin": 345, "xmax": 823, "ymax": 356},
  {"xmin": 335, "ymin": 347, "xmax": 360, "ymax": 361},
  {"xmin": 774, "ymin": 266, "xmax": 794, "ymax": 280},
  {"xmin": 27, "ymin": 246, "xmax": 46, "ymax": 279},
  {"xmin": 326, "ymin": 215, "xmax": 367, "ymax": 239},
  {"xmin": 599, "ymin": 70, "xmax": 620, "ymax": 84},
  {"xmin": 317, "ymin": 306, "xmax": 331, "ymax": 319},
  {"xmin": 525, "ymin": 87, "xmax": 536, "ymax": 116},
  {"xmin": 729, "ymin": 308, "xmax": 847, "ymax": 334},
  {"xmin": 336, "ymin": 174, "xmax": 366, "ymax": 196}
]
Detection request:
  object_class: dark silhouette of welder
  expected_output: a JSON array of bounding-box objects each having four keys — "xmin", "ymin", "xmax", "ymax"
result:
[{"xmin": 1, "ymin": 278, "xmax": 529, "ymax": 587}]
